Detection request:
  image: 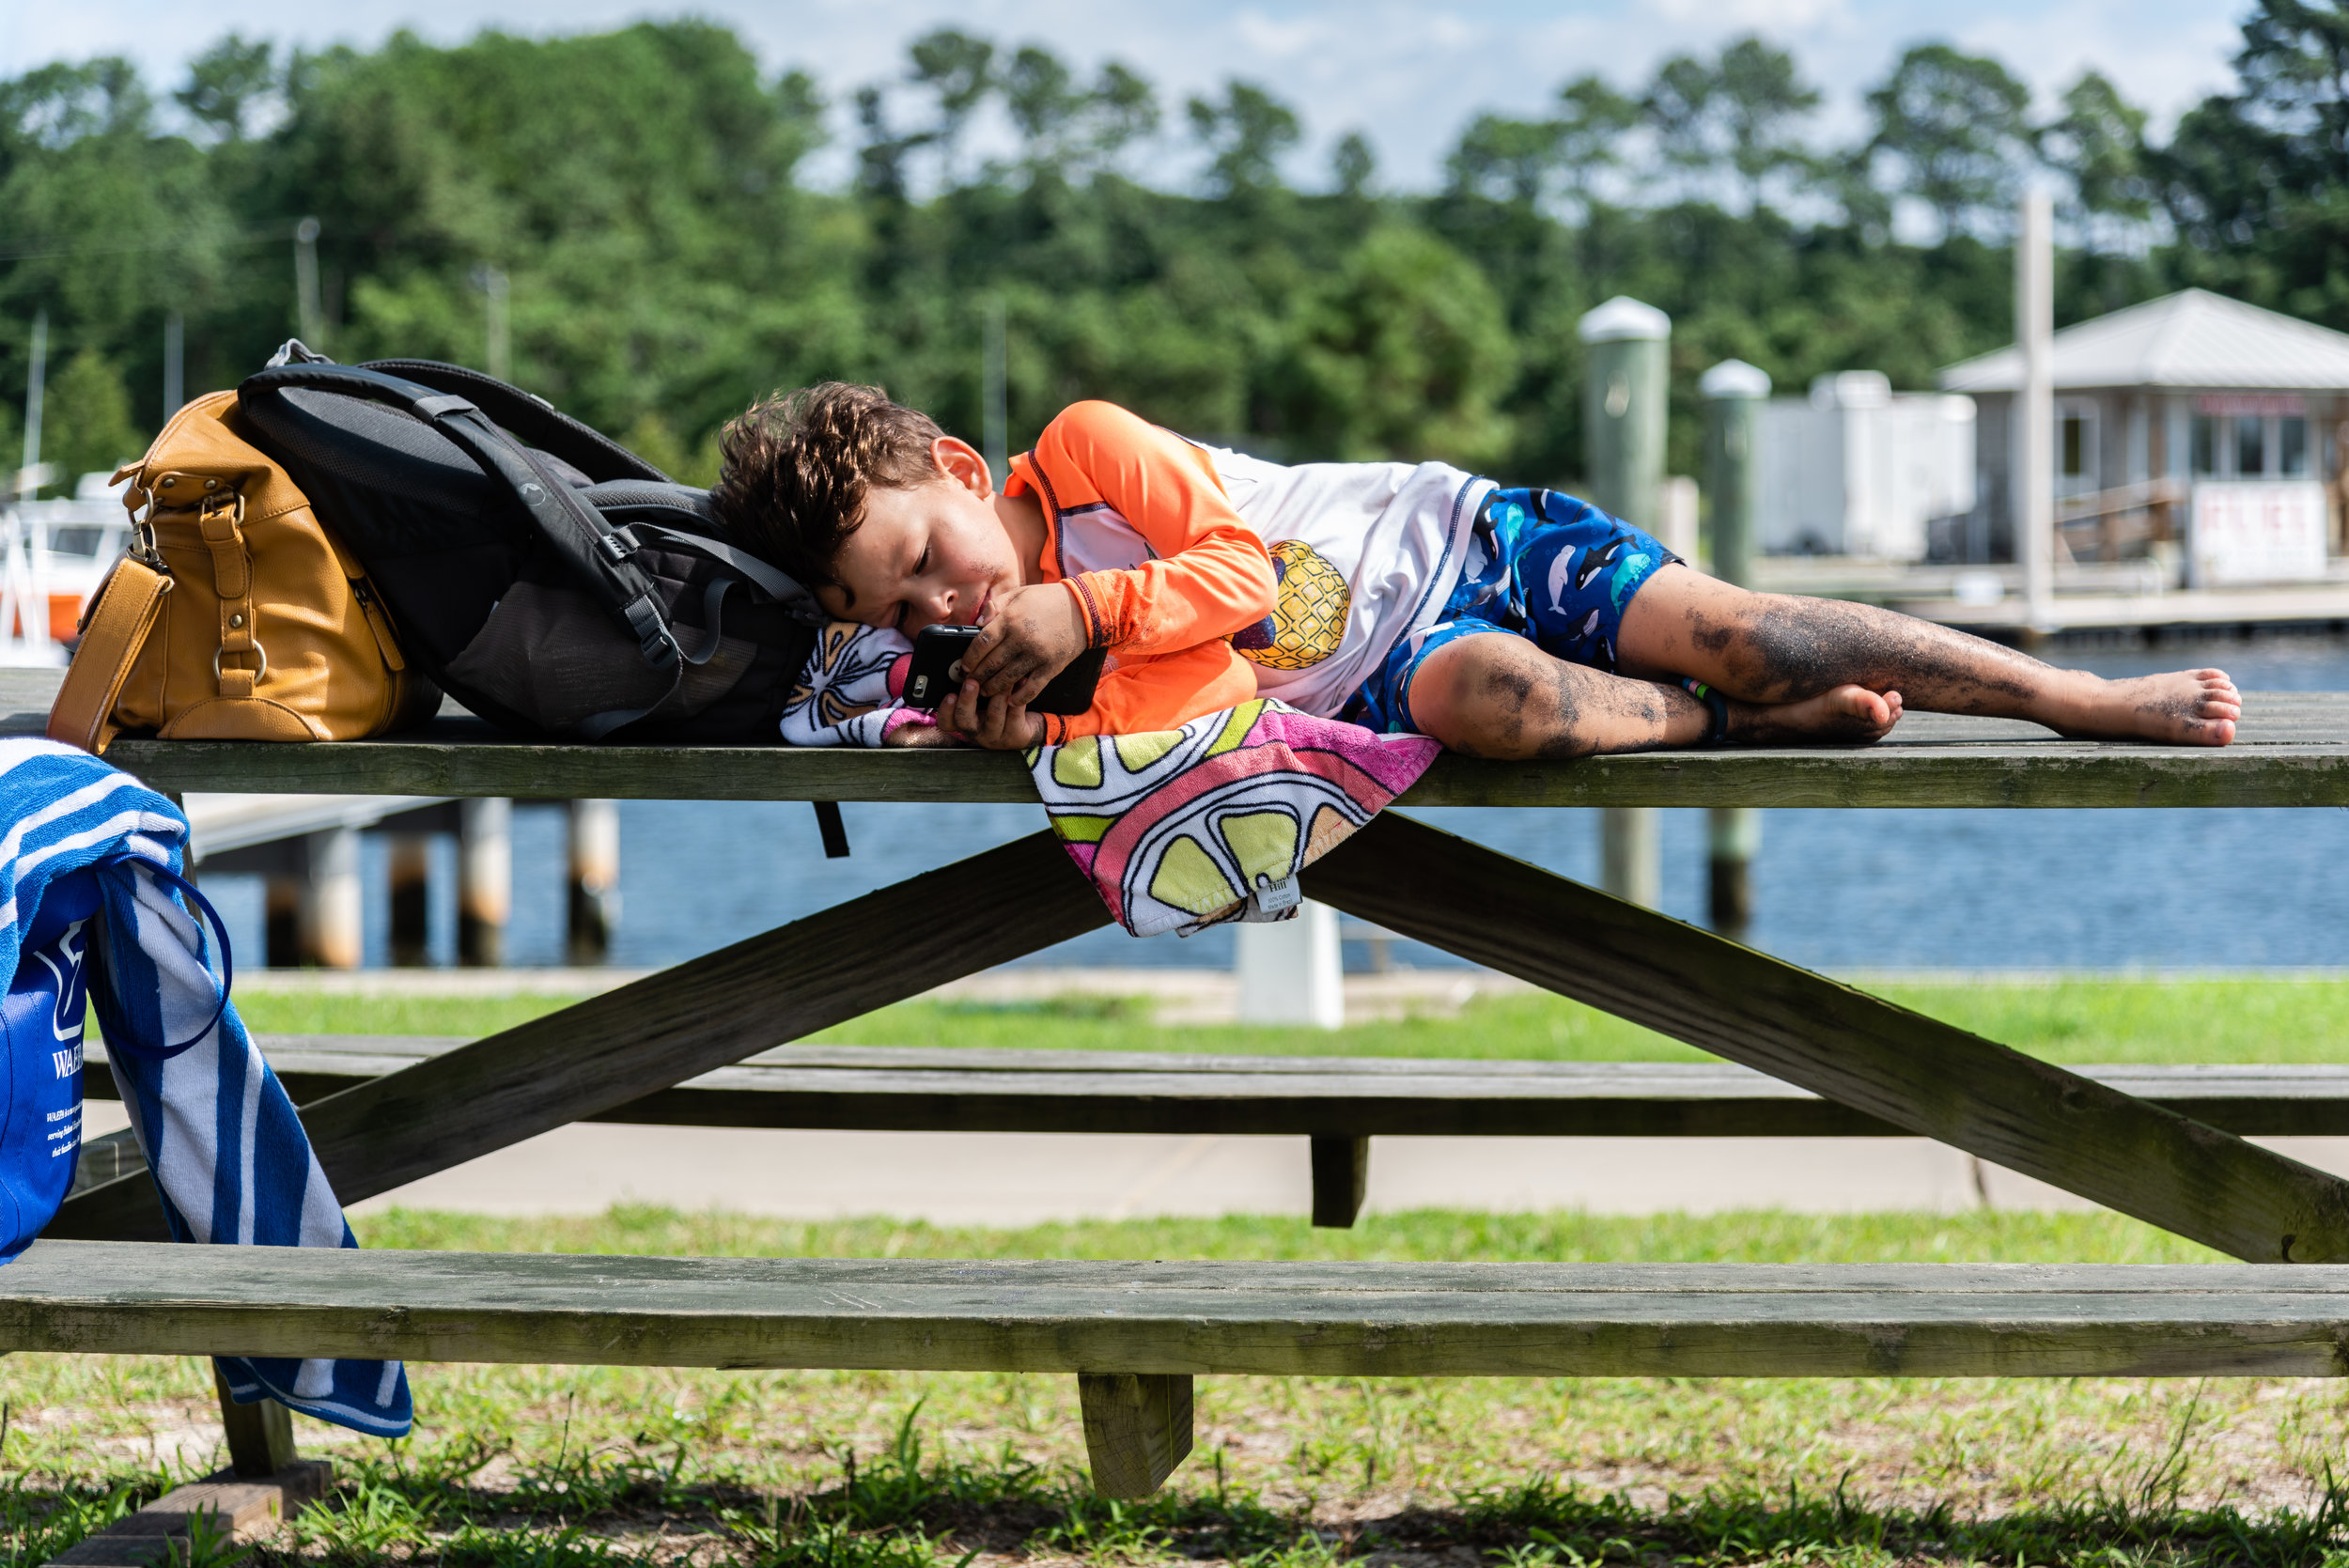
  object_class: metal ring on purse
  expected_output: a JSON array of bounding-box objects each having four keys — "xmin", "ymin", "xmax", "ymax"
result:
[{"xmin": 213, "ymin": 638, "xmax": 267, "ymax": 683}]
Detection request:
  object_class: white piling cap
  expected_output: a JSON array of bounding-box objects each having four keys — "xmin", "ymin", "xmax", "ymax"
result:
[
  {"xmin": 1577, "ymin": 296, "xmax": 1671, "ymax": 344},
  {"xmin": 1699, "ymin": 359, "xmax": 1771, "ymax": 399}
]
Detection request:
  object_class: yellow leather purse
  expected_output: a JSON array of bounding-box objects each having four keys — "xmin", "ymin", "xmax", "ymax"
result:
[{"xmin": 47, "ymin": 390, "xmax": 438, "ymax": 753}]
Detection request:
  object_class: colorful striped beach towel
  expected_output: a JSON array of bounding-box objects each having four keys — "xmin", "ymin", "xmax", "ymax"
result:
[{"xmin": 0, "ymin": 737, "xmax": 411, "ymax": 1436}]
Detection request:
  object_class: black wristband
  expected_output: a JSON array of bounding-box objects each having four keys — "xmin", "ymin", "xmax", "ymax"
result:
[{"xmin": 1681, "ymin": 677, "xmax": 1730, "ymax": 746}]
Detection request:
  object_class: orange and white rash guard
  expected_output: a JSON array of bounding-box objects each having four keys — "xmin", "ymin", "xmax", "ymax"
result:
[
  {"xmin": 1005, "ymin": 401, "xmax": 1275, "ymax": 740},
  {"xmin": 1006, "ymin": 399, "xmax": 1490, "ymax": 737}
]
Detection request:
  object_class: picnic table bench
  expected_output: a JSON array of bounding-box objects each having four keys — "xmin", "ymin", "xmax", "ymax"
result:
[
  {"xmin": 75, "ymin": 1042, "xmax": 2349, "ymax": 1226},
  {"xmin": 13, "ymin": 665, "xmax": 2349, "ymax": 1508}
]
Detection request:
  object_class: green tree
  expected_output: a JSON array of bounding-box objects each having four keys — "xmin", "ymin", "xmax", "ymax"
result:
[
  {"xmin": 2156, "ymin": 0, "xmax": 2349, "ymax": 322},
  {"xmin": 1447, "ymin": 112, "xmax": 1566, "ymax": 206},
  {"xmin": 1555, "ymin": 76, "xmax": 1641, "ymax": 214},
  {"xmin": 1330, "ymin": 131, "xmax": 1375, "ymax": 196},
  {"xmin": 1003, "ymin": 49, "xmax": 1158, "ymax": 179},
  {"xmin": 1644, "ymin": 53, "xmax": 1719, "ymax": 197},
  {"xmin": 44, "ymin": 347, "xmax": 144, "ymax": 492},
  {"xmin": 1273, "ymin": 225, "xmax": 1517, "ymax": 468},
  {"xmin": 1865, "ymin": 42, "xmax": 2036, "ymax": 239},
  {"xmin": 907, "ymin": 27, "xmax": 993, "ymax": 183},
  {"xmin": 1716, "ymin": 37, "xmax": 1823, "ymax": 213},
  {"xmin": 0, "ymin": 19, "xmax": 2173, "ymax": 492},
  {"xmin": 1187, "ymin": 80, "xmax": 1299, "ymax": 194},
  {"xmin": 174, "ymin": 34, "xmax": 276, "ymax": 140},
  {"xmin": 2043, "ymin": 70, "xmax": 2153, "ymax": 252}
]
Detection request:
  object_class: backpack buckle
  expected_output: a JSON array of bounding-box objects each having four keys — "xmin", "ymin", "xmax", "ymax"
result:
[{"xmin": 619, "ymin": 594, "xmax": 678, "ymax": 670}]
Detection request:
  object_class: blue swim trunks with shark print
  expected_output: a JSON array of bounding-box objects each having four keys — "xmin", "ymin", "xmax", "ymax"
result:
[{"xmin": 1340, "ymin": 487, "xmax": 1681, "ymax": 736}]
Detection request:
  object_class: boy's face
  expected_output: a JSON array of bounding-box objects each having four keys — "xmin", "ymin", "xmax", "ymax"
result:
[{"xmin": 817, "ymin": 438, "xmax": 1025, "ymax": 635}]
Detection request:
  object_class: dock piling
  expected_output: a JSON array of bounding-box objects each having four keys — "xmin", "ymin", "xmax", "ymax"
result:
[
  {"xmin": 458, "ymin": 798, "xmax": 511, "ymax": 968},
  {"xmin": 566, "ymin": 799, "xmax": 620, "ymax": 965},
  {"xmin": 1702, "ymin": 358, "xmax": 1771, "ymax": 940},
  {"xmin": 1579, "ymin": 296, "xmax": 1671, "ymax": 908},
  {"xmin": 300, "ymin": 826, "xmax": 363, "ymax": 970},
  {"xmin": 387, "ymin": 832, "xmax": 430, "ymax": 966}
]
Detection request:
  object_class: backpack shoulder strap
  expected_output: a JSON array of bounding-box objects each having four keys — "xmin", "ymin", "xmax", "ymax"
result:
[
  {"xmin": 48, "ymin": 558, "xmax": 171, "ymax": 755},
  {"xmin": 241, "ymin": 363, "xmax": 684, "ymax": 673},
  {"xmin": 358, "ymin": 360, "xmax": 669, "ymax": 484}
]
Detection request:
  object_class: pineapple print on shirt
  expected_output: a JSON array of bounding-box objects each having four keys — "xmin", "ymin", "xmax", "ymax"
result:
[{"xmin": 1233, "ymin": 540, "xmax": 1350, "ymax": 671}]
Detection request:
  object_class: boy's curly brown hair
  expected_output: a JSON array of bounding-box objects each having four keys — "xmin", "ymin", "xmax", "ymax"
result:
[{"xmin": 710, "ymin": 382, "xmax": 947, "ymax": 591}]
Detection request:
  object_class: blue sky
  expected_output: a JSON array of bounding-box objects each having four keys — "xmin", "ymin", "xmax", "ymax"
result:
[{"xmin": 8, "ymin": 0, "xmax": 2251, "ymax": 191}]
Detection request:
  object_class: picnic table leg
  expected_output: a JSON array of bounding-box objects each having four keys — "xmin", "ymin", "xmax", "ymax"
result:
[
  {"xmin": 1078, "ymin": 1373, "xmax": 1193, "ymax": 1498},
  {"xmin": 1310, "ymin": 1135, "xmax": 1369, "ymax": 1228},
  {"xmin": 214, "ymin": 1365, "xmax": 295, "ymax": 1476},
  {"xmin": 1305, "ymin": 813, "xmax": 2349, "ymax": 1265}
]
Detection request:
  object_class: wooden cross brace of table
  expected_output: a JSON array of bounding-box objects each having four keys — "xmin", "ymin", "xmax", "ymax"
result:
[{"xmin": 15, "ymin": 673, "xmax": 2349, "ymax": 1501}]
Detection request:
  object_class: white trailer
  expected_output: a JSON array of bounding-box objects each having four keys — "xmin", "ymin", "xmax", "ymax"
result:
[{"xmin": 1754, "ymin": 372, "xmax": 1976, "ymax": 560}]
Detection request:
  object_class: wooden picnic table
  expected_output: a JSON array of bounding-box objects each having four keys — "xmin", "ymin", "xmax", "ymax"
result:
[
  {"xmin": 4, "ymin": 671, "xmax": 2346, "ymax": 807},
  {"xmin": 15, "ymin": 662, "xmax": 2349, "ymax": 1504}
]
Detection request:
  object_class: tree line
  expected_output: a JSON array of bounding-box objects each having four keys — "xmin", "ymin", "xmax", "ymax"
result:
[{"xmin": 0, "ymin": 2, "xmax": 2341, "ymax": 496}]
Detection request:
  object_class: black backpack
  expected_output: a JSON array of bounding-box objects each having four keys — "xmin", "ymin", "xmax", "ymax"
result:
[{"xmin": 236, "ymin": 348, "xmax": 823, "ymax": 745}]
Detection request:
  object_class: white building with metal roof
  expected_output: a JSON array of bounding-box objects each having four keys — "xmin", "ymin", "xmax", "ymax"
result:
[{"xmin": 1937, "ymin": 289, "xmax": 2349, "ymax": 583}]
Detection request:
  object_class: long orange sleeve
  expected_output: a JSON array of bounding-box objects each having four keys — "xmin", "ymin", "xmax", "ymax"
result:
[
  {"xmin": 1018, "ymin": 402, "xmax": 1275, "ymax": 653},
  {"xmin": 1008, "ymin": 401, "xmax": 1275, "ymax": 740}
]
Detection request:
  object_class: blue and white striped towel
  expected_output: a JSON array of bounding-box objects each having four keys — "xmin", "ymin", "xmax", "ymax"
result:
[{"xmin": 0, "ymin": 737, "xmax": 411, "ymax": 1437}]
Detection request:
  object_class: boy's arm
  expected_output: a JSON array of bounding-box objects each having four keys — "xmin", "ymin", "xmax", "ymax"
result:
[{"xmin": 1043, "ymin": 402, "xmax": 1275, "ymax": 656}]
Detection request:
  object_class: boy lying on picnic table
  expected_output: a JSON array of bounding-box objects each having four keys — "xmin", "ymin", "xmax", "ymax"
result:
[{"xmin": 713, "ymin": 383, "xmax": 2242, "ymax": 754}]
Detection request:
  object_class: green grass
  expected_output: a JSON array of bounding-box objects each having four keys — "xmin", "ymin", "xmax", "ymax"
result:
[
  {"xmin": 64, "ymin": 977, "xmax": 2341, "ymax": 1563},
  {"xmin": 350, "ymin": 1203, "xmax": 2226, "ymax": 1265},
  {"xmin": 231, "ymin": 975, "xmax": 2349, "ymax": 1066},
  {"xmin": 10, "ymin": 1207, "xmax": 2347, "ymax": 1567}
]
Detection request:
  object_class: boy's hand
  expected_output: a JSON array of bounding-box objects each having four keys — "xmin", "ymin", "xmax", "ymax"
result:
[
  {"xmin": 962, "ymin": 584, "xmax": 1088, "ymax": 705},
  {"xmin": 942, "ymin": 679, "xmax": 1045, "ymax": 751},
  {"xmin": 883, "ymin": 719, "xmax": 961, "ymax": 748}
]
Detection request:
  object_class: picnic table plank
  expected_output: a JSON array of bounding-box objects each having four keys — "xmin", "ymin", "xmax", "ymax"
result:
[
  {"xmin": 80, "ymin": 1043, "xmax": 2349, "ymax": 1139},
  {"xmin": 47, "ymin": 832, "xmax": 1108, "ymax": 1240},
  {"xmin": 1305, "ymin": 814, "xmax": 2349, "ymax": 1264},
  {"xmin": 3, "ymin": 670, "xmax": 2345, "ymax": 807},
  {"xmin": 12, "ymin": 1241, "xmax": 2349, "ymax": 1377}
]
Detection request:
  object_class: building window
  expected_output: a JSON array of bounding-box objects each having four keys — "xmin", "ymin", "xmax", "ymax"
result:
[
  {"xmin": 2057, "ymin": 402, "xmax": 2097, "ymax": 494},
  {"xmin": 2191, "ymin": 415, "xmax": 2219, "ymax": 476},
  {"xmin": 2280, "ymin": 415, "xmax": 2310, "ymax": 476},
  {"xmin": 2236, "ymin": 413, "xmax": 2267, "ymax": 477}
]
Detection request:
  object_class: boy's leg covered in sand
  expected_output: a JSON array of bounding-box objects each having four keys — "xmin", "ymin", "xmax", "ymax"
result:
[
  {"xmin": 1388, "ymin": 489, "xmax": 2214, "ymax": 759},
  {"xmin": 1406, "ymin": 565, "xmax": 2241, "ymax": 762}
]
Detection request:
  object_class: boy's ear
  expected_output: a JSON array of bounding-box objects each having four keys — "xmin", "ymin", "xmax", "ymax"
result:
[{"xmin": 930, "ymin": 436, "xmax": 993, "ymax": 499}]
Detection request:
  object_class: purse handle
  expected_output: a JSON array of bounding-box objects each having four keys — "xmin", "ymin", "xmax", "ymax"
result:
[{"xmin": 47, "ymin": 556, "xmax": 172, "ymax": 755}]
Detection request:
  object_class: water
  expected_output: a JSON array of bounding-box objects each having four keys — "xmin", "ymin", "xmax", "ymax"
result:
[{"xmin": 196, "ymin": 630, "xmax": 2349, "ymax": 975}]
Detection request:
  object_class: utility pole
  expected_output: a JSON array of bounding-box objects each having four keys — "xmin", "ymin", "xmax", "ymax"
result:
[
  {"xmin": 1578, "ymin": 295, "xmax": 1670, "ymax": 909},
  {"xmin": 982, "ymin": 294, "xmax": 1007, "ymax": 484},
  {"xmin": 2015, "ymin": 190, "xmax": 2055, "ymax": 635},
  {"xmin": 294, "ymin": 217, "xmax": 324, "ymax": 348},
  {"xmin": 163, "ymin": 311, "xmax": 184, "ymax": 423},
  {"xmin": 479, "ymin": 266, "xmax": 511, "ymax": 382},
  {"xmin": 19, "ymin": 309, "xmax": 46, "ymax": 500},
  {"xmin": 1701, "ymin": 358, "xmax": 1770, "ymax": 940}
]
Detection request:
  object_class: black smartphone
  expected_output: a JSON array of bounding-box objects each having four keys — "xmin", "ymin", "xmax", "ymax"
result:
[{"xmin": 904, "ymin": 625, "xmax": 1107, "ymax": 716}]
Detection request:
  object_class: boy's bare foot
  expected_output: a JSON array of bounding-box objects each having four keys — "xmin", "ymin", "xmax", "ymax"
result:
[
  {"xmin": 1732, "ymin": 684, "xmax": 1903, "ymax": 746},
  {"xmin": 2051, "ymin": 669, "xmax": 2240, "ymax": 747}
]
